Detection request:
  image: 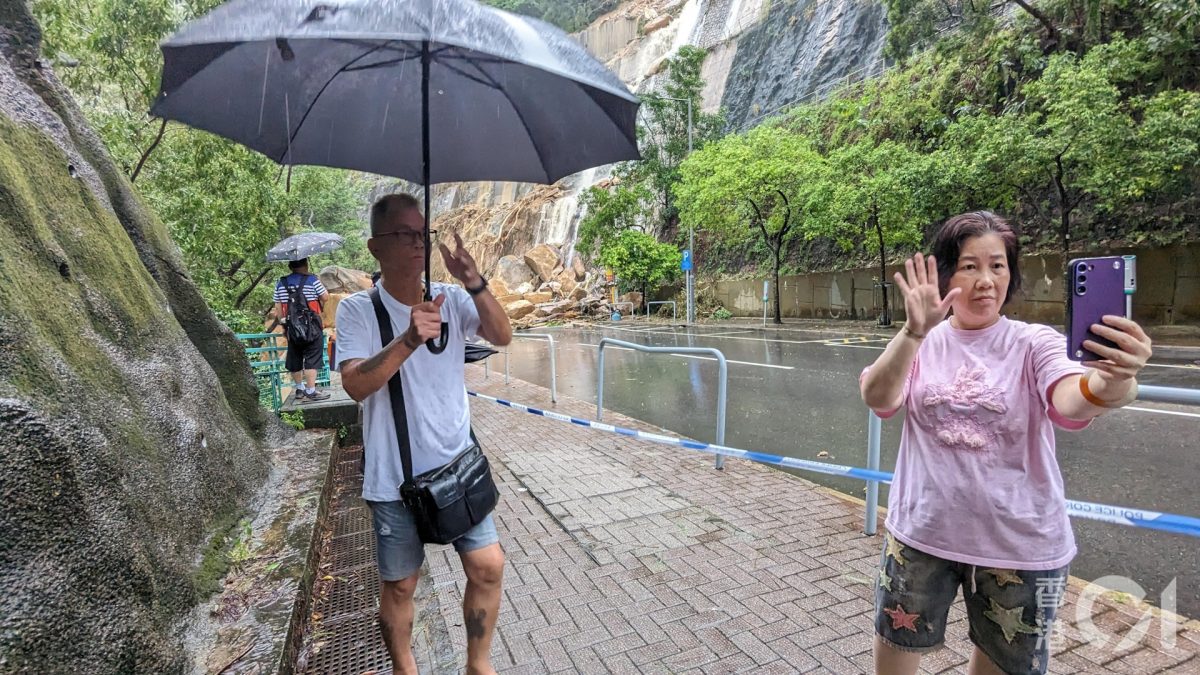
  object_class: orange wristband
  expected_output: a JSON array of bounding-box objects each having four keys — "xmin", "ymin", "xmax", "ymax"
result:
[{"xmin": 1079, "ymin": 371, "xmax": 1123, "ymax": 409}]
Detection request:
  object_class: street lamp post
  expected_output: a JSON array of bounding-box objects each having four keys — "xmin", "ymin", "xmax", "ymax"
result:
[{"xmin": 660, "ymin": 96, "xmax": 694, "ymax": 323}]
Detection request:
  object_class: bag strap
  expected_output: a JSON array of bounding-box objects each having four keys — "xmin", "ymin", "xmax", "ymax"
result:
[{"xmin": 369, "ymin": 287, "xmax": 415, "ymax": 484}]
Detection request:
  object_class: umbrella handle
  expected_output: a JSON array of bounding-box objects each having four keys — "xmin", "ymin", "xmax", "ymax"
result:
[{"xmin": 425, "ymin": 322, "xmax": 449, "ymax": 354}]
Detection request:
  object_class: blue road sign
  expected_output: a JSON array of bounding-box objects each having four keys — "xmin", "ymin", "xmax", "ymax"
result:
[{"xmin": 681, "ymin": 249, "xmax": 693, "ymax": 272}]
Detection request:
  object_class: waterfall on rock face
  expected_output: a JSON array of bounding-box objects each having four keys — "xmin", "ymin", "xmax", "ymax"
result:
[
  {"xmin": 356, "ymin": 0, "xmax": 891, "ymax": 285},
  {"xmin": 670, "ymin": 0, "xmax": 705, "ymax": 54}
]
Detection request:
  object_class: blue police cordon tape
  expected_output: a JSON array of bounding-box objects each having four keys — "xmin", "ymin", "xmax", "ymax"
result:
[{"xmin": 467, "ymin": 390, "xmax": 1200, "ymax": 540}]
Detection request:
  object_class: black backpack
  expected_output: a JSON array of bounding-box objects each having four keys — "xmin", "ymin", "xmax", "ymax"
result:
[{"xmin": 283, "ymin": 275, "xmax": 322, "ymax": 344}]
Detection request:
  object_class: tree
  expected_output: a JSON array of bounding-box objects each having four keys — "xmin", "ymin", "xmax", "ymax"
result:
[
  {"xmin": 882, "ymin": 0, "xmax": 1058, "ymax": 59},
  {"xmin": 945, "ymin": 43, "xmax": 1139, "ymax": 253},
  {"xmin": 808, "ymin": 141, "xmax": 932, "ymax": 324},
  {"xmin": 676, "ymin": 125, "xmax": 826, "ymax": 323},
  {"xmin": 481, "ymin": 0, "xmax": 618, "ymax": 32},
  {"xmin": 33, "ymin": 0, "xmax": 369, "ymax": 332},
  {"xmin": 575, "ymin": 176, "xmax": 653, "ymax": 259},
  {"xmin": 598, "ymin": 230, "xmax": 682, "ymax": 311},
  {"xmin": 575, "ymin": 46, "xmax": 724, "ymax": 261}
]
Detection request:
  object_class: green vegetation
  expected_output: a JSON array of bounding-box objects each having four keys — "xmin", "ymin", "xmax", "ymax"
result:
[
  {"xmin": 32, "ymin": 0, "xmax": 372, "ymax": 334},
  {"xmin": 192, "ymin": 509, "xmax": 248, "ymax": 598},
  {"xmin": 31, "ymin": 0, "xmax": 1200, "ymax": 302},
  {"xmin": 481, "ymin": 0, "xmax": 618, "ymax": 32},
  {"xmin": 280, "ymin": 410, "xmax": 305, "ymax": 431},
  {"xmin": 675, "ymin": 0, "xmax": 1200, "ymax": 282},
  {"xmin": 598, "ymin": 230, "xmax": 682, "ymax": 308},
  {"xmin": 576, "ymin": 47, "xmax": 724, "ymax": 296},
  {"xmin": 0, "ymin": 117, "xmax": 163, "ymax": 401}
]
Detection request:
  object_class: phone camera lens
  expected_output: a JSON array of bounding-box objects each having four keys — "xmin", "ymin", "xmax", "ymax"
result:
[
  {"xmin": 1078, "ymin": 274, "xmax": 1087, "ymax": 283},
  {"xmin": 1076, "ymin": 285, "xmax": 1087, "ymax": 295},
  {"xmin": 1077, "ymin": 263, "xmax": 1088, "ymax": 273}
]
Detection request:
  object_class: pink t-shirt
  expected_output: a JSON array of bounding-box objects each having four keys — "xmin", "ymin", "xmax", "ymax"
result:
[{"xmin": 863, "ymin": 316, "xmax": 1088, "ymax": 570}]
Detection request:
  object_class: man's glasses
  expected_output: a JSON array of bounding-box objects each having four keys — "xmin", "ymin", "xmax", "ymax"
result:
[{"xmin": 374, "ymin": 229, "xmax": 437, "ymax": 246}]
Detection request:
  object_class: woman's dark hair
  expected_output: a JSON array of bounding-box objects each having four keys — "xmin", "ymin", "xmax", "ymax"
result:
[{"xmin": 932, "ymin": 211, "xmax": 1022, "ymax": 305}]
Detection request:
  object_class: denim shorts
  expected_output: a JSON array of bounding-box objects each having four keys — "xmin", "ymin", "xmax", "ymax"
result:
[
  {"xmin": 365, "ymin": 500, "xmax": 499, "ymax": 581},
  {"xmin": 875, "ymin": 531, "xmax": 1069, "ymax": 675}
]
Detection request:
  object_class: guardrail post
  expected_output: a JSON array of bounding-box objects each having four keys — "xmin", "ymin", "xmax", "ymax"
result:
[
  {"xmin": 511, "ymin": 334, "xmax": 556, "ymax": 403},
  {"xmin": 596, "ymin": 337, "xmax": 727, "ymax": 469},
  {"xmin": 865, "ymin": 411, "xmax": 882, "ymax": 535},
  {"xmin": 647, "ymin": 301, "xmax": 678, "ymax": 322}
]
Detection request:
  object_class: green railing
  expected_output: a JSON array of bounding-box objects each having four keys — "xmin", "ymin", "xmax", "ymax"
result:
[{"xmin": 235, "ymin": 332, "xmax": 330, "ymax": 412}]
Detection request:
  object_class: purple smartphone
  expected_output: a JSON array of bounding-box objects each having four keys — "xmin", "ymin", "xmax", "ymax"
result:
[{"xmin": 1066, "ymin": 256, "xmax": 1130, "ymax": 361}]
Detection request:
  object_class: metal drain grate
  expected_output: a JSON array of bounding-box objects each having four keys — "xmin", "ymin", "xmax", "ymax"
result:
[
  {"xmin": 329, "ymin": 528, "xmax": 376, "ymax": 571},
  {"xmin": 315, "ymin": 565, "xmax": 380, "ymax": 623},
  {"xmin": 330, "ymin": 506, "xmax": 372, "ymax": 535},
  {"xmin": 329, "ymin": 489, "xmax": 364, "ymax": 515},
  {"xmin": 334, "ymin": 458, "xmax": 362, "ymax": 479},
  {"xmin": 305, "ymin": 611, "xmax": 392, "ymax": 674}
]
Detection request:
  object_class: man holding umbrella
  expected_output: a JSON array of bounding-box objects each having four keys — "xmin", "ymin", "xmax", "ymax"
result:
[
  {"xmin": 153, "ymin": 0, "xmax": 640, "ymax": 669},
  {"xmin": 336, "ymin": 194, "xmax": 511, "ymax": 674}
]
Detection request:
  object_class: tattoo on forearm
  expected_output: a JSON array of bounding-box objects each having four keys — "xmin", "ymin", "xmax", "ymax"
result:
[{"xmin": 464, "ymin": 608, "xmax": 487, "ymax": 641}]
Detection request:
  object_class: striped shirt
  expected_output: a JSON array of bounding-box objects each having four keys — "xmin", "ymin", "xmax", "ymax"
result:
[{"xmin": 274, "ymin": 273, "xmax": 327, "ymax": 314}]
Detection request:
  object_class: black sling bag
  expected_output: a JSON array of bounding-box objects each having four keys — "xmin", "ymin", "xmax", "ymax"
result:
[{"xmin": 369, "ymin": 287, "xmax": 499, "ymax": 544}]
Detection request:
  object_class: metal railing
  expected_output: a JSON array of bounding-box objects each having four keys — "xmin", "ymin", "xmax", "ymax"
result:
[
  {"xmin": 470, "ymin": 387, "xmax": 1200, "ymax": 539},
  {"xmin": 862, "ymin": 384, "xmax": 1200, "ymax": 535},
  {"xmin": 235, "ymin": 332, "xmax": 330, "ymax": 412},
  {"xmin": 507, "ymin": 333, "xmax": 557, "ymax": 403},
  {"xmin": 612, "ymin": 301, "xmax": 635, "ymax": 317},
  {"xmin": 596, "ymin": 338, "xmax": 729, "ymax": 469},
  {"xmin": 647, "ymin": 301, "xmax": 678, "ymax": 321}
]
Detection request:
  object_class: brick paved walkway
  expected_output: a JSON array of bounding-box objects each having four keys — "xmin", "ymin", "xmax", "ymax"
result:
[{"xmin": 302, "ymin": 367, "xmax": 1199, "ymax": 674}]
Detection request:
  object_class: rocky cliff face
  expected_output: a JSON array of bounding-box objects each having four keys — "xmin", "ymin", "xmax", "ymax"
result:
[
  {"xmin": 378, "ymin": 0, "xmax": 889, "ymax": 280},
  {"xmin": 0, "ymin": 2, "xmax": 271, "ymax": 671}
]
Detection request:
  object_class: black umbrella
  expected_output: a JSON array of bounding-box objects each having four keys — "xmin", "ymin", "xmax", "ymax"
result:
[
  {"xmin": 266, "ymin": 231, "xmax": 344, "ymax": 261},
  {"xmin": 464, "ymin": 341, "xmax": 498, "ymax": 363},
  {"xmin": 152, "ymin": 0, "xmax": 641, "ymax": 353}
]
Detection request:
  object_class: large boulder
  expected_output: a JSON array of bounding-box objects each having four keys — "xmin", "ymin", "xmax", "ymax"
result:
[
  {"xmin": 523, "ymin": 243, "xmax": 561, "ymax": 283},
  {"xmin": 569, "ymin": 286, "xmax": 588, "ymax": 301},
  {"xmin": 488, "ymin": 276, "xmax": 511, "ymax": 299},
  {"xmin": 496, "ymin": 255, "xmax": 535, "ymax": 288},
  {"xmin": 620, "ymin": 291, "xmax": 644, "ymax": 309},
  {"xmin": 571, "ymin": 255, "xmax": 586, "ymax": 281},
  {"xmin": 0, "ymin": 7, "xmax": 269, "ymax": 671},
  {"xmin": 524, "ymin": 291, "xmax": 553, "ymax": 305},
  {"xmin": 318, "ymin": 265, "xmax": 372, "ymax": 294},
  {"xmin": 322, "ymin": 292, "xmax": 352, "ymax": 328},
  {"xmin": 504, "ymin": 300, "xmax": 536, "ymax": 319},
  {"xmin": 554, "ymin": 269, "xmax": 577, "ymax": 295}
]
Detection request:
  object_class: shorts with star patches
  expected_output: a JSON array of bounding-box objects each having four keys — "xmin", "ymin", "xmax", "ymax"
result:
[{"xmin": 874, "ymin": 531, "xmax": 1070, "ymax": 675}]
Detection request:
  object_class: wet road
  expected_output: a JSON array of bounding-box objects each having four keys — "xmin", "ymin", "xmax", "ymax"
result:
[{"xmin": 493, "ymin": 322, "xmax": 1200, "ymax": 618}]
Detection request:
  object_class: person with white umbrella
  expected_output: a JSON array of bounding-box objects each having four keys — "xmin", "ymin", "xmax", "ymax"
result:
[{"xmin": 273, "ymin": 257, "xmax": 332, "ymax": 402}]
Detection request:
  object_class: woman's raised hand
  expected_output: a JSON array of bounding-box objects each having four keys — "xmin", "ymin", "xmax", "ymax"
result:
[{"xmin": 894, "ymin": 253, "xmax": 961, "ymax": 337}]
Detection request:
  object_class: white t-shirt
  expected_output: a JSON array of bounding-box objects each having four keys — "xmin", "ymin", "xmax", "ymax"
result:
[{"xmin": 334, "ymin": 283, "xmax": 481, "ymax": 502}]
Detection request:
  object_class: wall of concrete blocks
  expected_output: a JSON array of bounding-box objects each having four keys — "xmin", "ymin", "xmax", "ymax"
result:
[{"xmin": 709, "ymin": 243, "xmax": 1200, "ymax": 326}]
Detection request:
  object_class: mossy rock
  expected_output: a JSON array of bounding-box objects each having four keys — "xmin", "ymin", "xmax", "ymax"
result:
[{"xmin": 0, "ymin": 5, "xmax": 274, "ymax": 671}]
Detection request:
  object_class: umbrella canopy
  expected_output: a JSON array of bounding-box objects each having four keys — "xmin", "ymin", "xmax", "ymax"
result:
[
  {"xmin": 151, "ymin": 0, "xmax": 641, "ymax": 184},
  {"xmin": 464, "ymin": 341, "xmax": 498, "ymax": 363},
  {"xmin": 153, "ymin": 0, "xmax": 642, "ymax": 353},
  {"xmin": 266, "ymin": 231, "xmax": 344, "ymax": 261}
]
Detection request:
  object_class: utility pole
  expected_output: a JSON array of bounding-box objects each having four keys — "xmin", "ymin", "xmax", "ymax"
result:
[{"xmin": 661, "ymin": 96, "xmax": 695, "ymax": 323}]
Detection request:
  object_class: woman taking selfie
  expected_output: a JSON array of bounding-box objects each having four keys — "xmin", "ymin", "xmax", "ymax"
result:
[{"xmin": 860, "ymin": 211, "xmax": 1152, "ymax": 675}]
